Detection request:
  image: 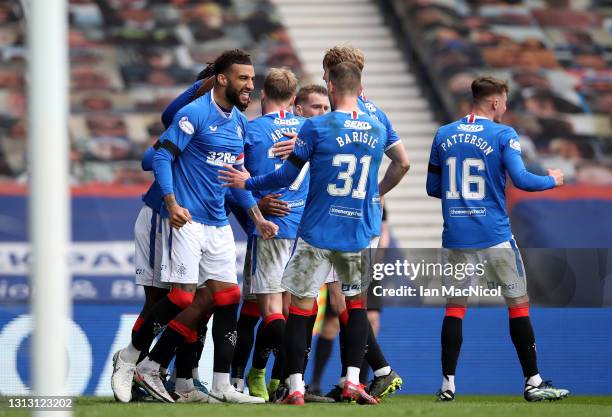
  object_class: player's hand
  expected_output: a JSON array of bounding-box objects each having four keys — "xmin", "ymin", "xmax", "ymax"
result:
[
  {"xmin": 258, "ymin": 193, "xmax": 290, "ymax": 217},
  {"xmin": 272, "ymin": 132, "xmax": 297, "ymax": 160},
  {"xmin": 167, "ymin": 203, "xmax": 192, "ymax": 229},
  {"xmin": 256, "ymin": 219, "xmax": 279, "ymax": 240},
  {"xmin": 218, "ymin": 164, "xmax": 251, "ymax": 189},
  {"xmin": 547, "ymin": 168, "xmax": 564, "ymax": 186}
]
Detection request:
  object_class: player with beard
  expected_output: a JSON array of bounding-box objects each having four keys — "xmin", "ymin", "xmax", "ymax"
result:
[
  {"xmin": 221, "ymin": 62, "xmax": 409, "ymax": 405},
  {"xmin": 112, "ymin": 65, "xmax": 216, "ymax": 404},
  {"xmin": 115, "ymin": 49, "xmax": 278, "ymax": 404}
]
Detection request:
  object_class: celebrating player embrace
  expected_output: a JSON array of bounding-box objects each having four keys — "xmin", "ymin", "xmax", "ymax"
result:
[{"xmin": 220, "ymin": 62, "xmax": 409, "ymax": 405}]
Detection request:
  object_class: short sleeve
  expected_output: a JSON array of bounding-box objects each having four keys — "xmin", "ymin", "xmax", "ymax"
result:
[{"xmin": 377, "ymin": 109, "xmax": 400, "ymax": 150}]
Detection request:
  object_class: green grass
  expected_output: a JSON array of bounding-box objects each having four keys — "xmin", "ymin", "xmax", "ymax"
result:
[{"xmin": 3, "ymin": 395, "xmax": 612, "ymax": 417}]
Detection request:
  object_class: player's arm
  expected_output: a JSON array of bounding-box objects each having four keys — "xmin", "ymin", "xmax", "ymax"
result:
[
  {"xmin": 219, "ymin": 119, "xmax": 315, "ymax": 191},
  {"xmin": 161, "ymin": 80, "xmax": 202, "ymax": 129},
  {"xmin": 426, "ymin": 134, "xmax": 442, "ymax": 198},
  {"xmin": 141, "ymin": 140, "xmax": 162, "ymax": 171},
  {"xmin": 153, "ymin": 109, "xmax": 198, "ymax": 228},
  {"xmin": 503, "ymin": 134, "xmax": 562, "ymax": 191},
  {"xmin": 271, "ymin": 131, "xmax": 297, "ymax": 160},
  {"xmin": 379, "ymin": 141, "xmax": 410, "ymax": 196},
  {"xmin": 219, "ymin": 156, "xmax": 302, "ymax": 191},
  {"xmin": 228, "ymin": 161, "xmax": 279, "ymax": 239}
]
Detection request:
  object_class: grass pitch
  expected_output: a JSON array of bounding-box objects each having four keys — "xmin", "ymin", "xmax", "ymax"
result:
[{"xmin": 3, "ymin": 395, "xmax": 612, "ymax": 417}]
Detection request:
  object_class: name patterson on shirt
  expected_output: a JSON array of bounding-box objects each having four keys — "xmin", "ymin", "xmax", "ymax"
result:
[{"xmin": 440, "ymin": 133, "xmax": 494, "ymax": 155}]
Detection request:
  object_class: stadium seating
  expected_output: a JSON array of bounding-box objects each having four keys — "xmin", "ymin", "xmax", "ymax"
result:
[
  {"xmin": 386, "ymin": 0, "xmax": 612, "ymax": 186},
  {"xmin": 0, "ymin": 0, "xmax": 303, "ymax": 184}
]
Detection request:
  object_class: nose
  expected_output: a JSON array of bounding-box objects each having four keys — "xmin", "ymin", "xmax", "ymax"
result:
[{"xmin": 246, "ymin": 78, "xmax": 255, "ymax": 91}]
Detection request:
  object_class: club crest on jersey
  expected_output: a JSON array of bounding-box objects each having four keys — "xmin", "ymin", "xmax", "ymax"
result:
[
  {"xmin": 509, "ymin": 139, "xmax": 521, "ymax": 152},
  {"xmin": 458, "ymin": 124, "xmax": 484, "ymax": 133},
  {"xmin": 236, "ymin": 125, "xmax": 243, "ymax": 139},
  {"xmin": 343, "ymin": 120, "xmax": 372, "ymax": 130},
  {"xmin": 364, "ymin": 102, "xmax": 377, "ymax": 113},
  {"xmin": 179, "ymin": 116, "xmax": 195, "ymax": 135}
]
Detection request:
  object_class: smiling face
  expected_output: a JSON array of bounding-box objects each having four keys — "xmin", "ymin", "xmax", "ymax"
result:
[{"xmin": 219, "ymin": 63, "xmax": 255, "ymax": 111}]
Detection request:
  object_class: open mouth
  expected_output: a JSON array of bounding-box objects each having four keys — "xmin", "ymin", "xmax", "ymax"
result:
[{"xmin": 240, "ymin": 91, "xmax": 251, "ymax": 101}]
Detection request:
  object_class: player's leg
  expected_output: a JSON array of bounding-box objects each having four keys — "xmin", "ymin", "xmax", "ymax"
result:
[
  {"xmin": 437, "ymin": 296, "xmax": 467, "ymax": 401},
  {"xmin": 112, "ymin": 210, "xmax": 181, "ymax": 403},
  {"xmin": 191, "ymin": 313, "xmax": 212, "ymax": 394},
  {"xmin": 231, "ymin": 236, "xmax": 261, "ymax": 391},
  {"xmin": 268, "ymin": 290, "xmax": 292, "ymax": 397},
  {"xmin": 247, "ymin": 237, "xmax": 294, "ymax": 401},
  {"xmin": 333, "ymin": 249, "xmax": 378, "ymax": 404},
  {"xmin": 248, "ymin": 293, "xmax": 284, "ymax": 400},
  {"xmin": 490, "ymin": 240, "xmax": 569, "ymax": 401},
  {"xmin": 359, "ymin": 310, "xmax": 378, "ymax": 386},
  {"xmin": 361, "ymin": 293, "xmax": 403, "ymax": 400},
  {"xmin": 133, "ymin": 221, "xmax": 210, "ymax": 402},
  {"xmin": 436, "ymin": 247, "xmax": 477, "ymax": 401},
  {"xmin": 201, "ymin": 225, "xmax": 265, "ymax": 404},
  {"xmin": 324, "ymin": 280, "xmax": 349, "ymax": 400},
  {"xmin": 138, "ymin": 285, "xmax": 213, "ymax": 403},
  {"xmin": 302, "ymin": 299, "xmax": 334, "ymax": 402},
  {"xmin": 310, "ymin": 293, "xmax": 339, "ymax": 395},
  {"xmin": 280, "ymin": 239, "xmax": 333, "ymax": 405}
]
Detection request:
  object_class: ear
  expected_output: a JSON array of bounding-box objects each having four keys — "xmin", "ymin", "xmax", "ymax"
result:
[
  {"xmin": 288, "ymin": 95, "xmax": 296, "ymax": 107},
  {"xmin": 261, "ymin": 89, "xmax": 266, "ymax": 101},
  {"xmin": 216, "ymin": 73, "xmax": 228, "ymax": 87},
  {"xmin": 294, "ymin": 104, "xmax": 302, "ymax": 116},
  {"xmin": 491, "ymin": 97, "xmax": 499, "ymax": 111},
  {"xmin": 358, "ymin": 84, "xmax": 364, "ymax": 97}
]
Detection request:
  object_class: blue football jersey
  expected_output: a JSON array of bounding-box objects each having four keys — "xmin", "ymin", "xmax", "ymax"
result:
[
  {"xmin": 293, "ymin": 110, "xmax": 387, "ymax": 251},
  {"xmin": 358, "ymin": 94, "xmax": 400, "ymax": 151},
  {"xmin": 142, "ymin": 80, "xmax": 203, "ymax": 213},
  {"xmin": 155, "ymin": 91, "xmax": 249, "ymax": 226},
  {"xmin": 428, "ymin": 114, "xmax": 554, "ymax": 248},
  {"xmin": 358, "ymin": 94, "xmax": 401, "ymax": 236},
  {"xmin": 245, "ymin": 110, "xmax": 307, "ymax": 239}
]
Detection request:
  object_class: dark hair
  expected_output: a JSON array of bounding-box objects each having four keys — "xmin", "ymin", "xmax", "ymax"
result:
[
  {"xmin": 213, "ymin": 49, "xmax": 252, "ymax": 76},
  {"xmin": 196, "ymin": 63, "xmax": 215, "ymax": 80},
  {"xmin": 471, "ymin": 76, "xmax": 509, "ymax": 102},
  {"xmin": 295, "ymin": 84, "xmax": 328, "ymax": 106},
  {"xmin": 328, "ymin": 62, "xmax": 361, "ymax": 95}
]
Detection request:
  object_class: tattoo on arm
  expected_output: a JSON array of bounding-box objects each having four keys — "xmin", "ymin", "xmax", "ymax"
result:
[{"xmin": 164, "ymin": 194, "xmax": 177, "ymax": 209}]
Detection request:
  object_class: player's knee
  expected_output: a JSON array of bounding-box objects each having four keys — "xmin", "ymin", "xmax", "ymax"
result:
[
  {"xmin": 213, "ymin": 284, "xmax": 241, "ymax": 306},
  {"xmin": 240, "ymin": 300, "xmax": 261, "ymax": 318},
  {"xmin": 328, "ymin": 292, "xmax": 345, "ymax": 316},
  {"xmin": 168, "ymin": 287, "xmax": 195, "ymax": 309},
  {"xmin": 192, "ymin": 288, "xmax": 214, "ymax": 312},
  {"xmin": 507, "ymin": 297, "xmax": 530, "ymax": 318},
  {"xmin": 263, "ymin": 313, "xmax": 286, "ymax": 338},
  {"xmin": 322, "ymin": 318, "xmax": 339, "ymax": 338},
  {"xmin": 346, "ymin": 297, "xmax": 364, "ymax": 310},
  {"xmin": 445, "ymin": 304, "xmax": 467, "ymax": 319}
]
